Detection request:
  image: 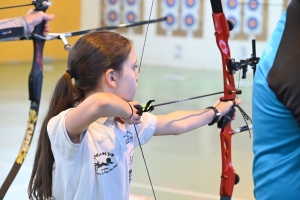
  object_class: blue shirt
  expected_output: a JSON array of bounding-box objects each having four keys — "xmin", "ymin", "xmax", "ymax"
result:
[{"xmin": 252, "ymin": 1, "xmax": 300, "ymax": 199}]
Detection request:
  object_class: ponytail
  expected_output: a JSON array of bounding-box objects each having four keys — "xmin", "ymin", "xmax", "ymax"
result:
[{"xmin": 28, "ymin": 73, "xmax": 76, "ymax": 199}]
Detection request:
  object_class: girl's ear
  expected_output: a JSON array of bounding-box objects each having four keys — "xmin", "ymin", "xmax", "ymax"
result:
[{"xmin": 105, "ymin": 69, "xmax": 117, "ymax": 88}]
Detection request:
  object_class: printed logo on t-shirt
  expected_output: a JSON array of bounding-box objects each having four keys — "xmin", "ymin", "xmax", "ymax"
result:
[
  {"xmin": 129, "ymin": 169, "xmax": 132, "ymax": 183},
  {"xmin": 124, "ymin": 131, "xmax": 133, "ymax": 147},
  {"xmin": 94, "ymin": 152, "xmax": 118, "ymax": 175},
  {"xmin": 124, "ymin": 131, "xmax": 134, "ymax": 165}
]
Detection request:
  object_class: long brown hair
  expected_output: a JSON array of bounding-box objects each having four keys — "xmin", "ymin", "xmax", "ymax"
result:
[{"xmin": 28, "ymin": 31, "xmax": 132, "ymax": 199}]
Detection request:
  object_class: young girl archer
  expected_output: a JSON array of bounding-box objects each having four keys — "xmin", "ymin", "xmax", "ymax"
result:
[{"xmin": 28, "ymin": 31, "xmax": 241, "ymax": 200}]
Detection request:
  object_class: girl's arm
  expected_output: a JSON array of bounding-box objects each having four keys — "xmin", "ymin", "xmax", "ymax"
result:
[
  {"xmin": 154, "ymin": 99, "xmax": 241, "ymax": 136},
  {"xmin": 65, "ymin": 92, "xmax": 140, "ymax": 143}
]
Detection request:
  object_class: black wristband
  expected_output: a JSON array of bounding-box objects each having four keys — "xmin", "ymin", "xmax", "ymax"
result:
[
  {"xmin": 206, "ymin": 106, "xmax": 221, "ymax": 126},
  {"xmin": 121, "ymin": 102, "xmax": 133, "ymax": 119}
]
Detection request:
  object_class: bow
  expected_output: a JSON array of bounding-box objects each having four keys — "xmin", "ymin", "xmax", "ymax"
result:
[
  {"xmin": 210, "ymin": 1, "xmax": 240, "ymax": 199},
  {"xmin": 134, "ymin": 1, "xmax": 258, "ymax": 199},
  {"xmin": 0, "ymin": 0, "xmax": 49, "ymax": 198},
  {"xmin": 210, "ymin": 0, "xmax": 258, "ymax": 199}
]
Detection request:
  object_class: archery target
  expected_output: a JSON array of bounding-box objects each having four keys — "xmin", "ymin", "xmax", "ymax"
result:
[
  {"xmin": 227, "ymin": 16, "xmax": 238, "ymax": 29},
  {"xmin": 104, "ymin": 0, "xmax": 121, "ymax": 25},
  {"xmin": 243, "ymin": 0, "xmax": 262, "ymax": 34},
  {"xmin": 161, "ymin": 0, "xmax": 179, "ymax": 31},
  {"xmin": 106, "ymin": 0, "xmax": 119, "ymax": 5},
  {"xmin": 104, "ymin": 9, "xmax": 120, "ymax": 25},
  {"xmin": 227, "ymin": 0, "xmax": 238, "ymax": 9},
  {"xmin": 162, "ymin": 12, "xmax": 179, "ymax": 30},
  {"xmin": 181, "ymin": 0, "xmax": 199, "ymax": 31},
  {"xmin": 243, "ymin": 15, "xmax": 261, "ymax": 34},
  {"xmin": 183, "ymin": 0, "xmax": 199, "ymax": 10},
  {"xmin": 223, "ymin": 0, "xmax": 241, "ymax": 34},
  {"xmin": 181, "ymin": 12, "xmax": 198, "ymax": 31},
  {"xmin": 123, "ymin": 0, "xmax": 140, "ymax": 23},
  {"xmin": 185, "ymin": 0, "xmax": 196, "ymax": 8},
  {"xmin": 163, "ymin": 0, "xmax": 179, "ymax": 9},
  {"xmin": 248, "ymin": 0, "xmax": 259, "ymax": 10},
  {"xmin": 126, "ymin": 0, "xmax": 137, "ymax": 6},
  {"xmin": 123, "ymin": 10, "xmax": 139, "ymax": 23},
  {"xmin": 246, "ymin": 16, "xmax": 259, "ymax": 29}
]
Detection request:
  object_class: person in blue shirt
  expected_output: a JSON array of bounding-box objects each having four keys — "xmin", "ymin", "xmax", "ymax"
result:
[{"xmin": 252, "ymin": 0, "xmax": 300, "ymax": 199}]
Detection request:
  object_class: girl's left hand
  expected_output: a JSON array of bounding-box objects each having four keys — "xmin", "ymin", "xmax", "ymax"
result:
[{"xmin": 214, "ymin": 99, "xmax": 242, "ymax": 119}]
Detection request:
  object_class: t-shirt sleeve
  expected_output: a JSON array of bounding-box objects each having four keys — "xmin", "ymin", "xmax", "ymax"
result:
[
  {"xmin": 267, "ymin": 2, "xmax": 300, "ymax": 126},
  {"xmin": 133, "ymin": 112, "xmax": 157, "ymax": 148},
  {"xmin": 47, "ymin": 109, "xmax": 82, "ymax": 160}
]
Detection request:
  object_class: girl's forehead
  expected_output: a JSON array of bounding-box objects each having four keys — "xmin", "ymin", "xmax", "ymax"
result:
[{"xmin": 128, "ymin": 48, "xmax": 137, "ymax": 60}]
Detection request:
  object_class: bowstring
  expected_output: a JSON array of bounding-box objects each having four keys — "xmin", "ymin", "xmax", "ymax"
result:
[
  {"xmin": 134, "ymin": 0, "xmax": 157, "ymax": 199},
  {"xmin": 133, "ymin": 125, "xmax": 156, "ymax": 199},
  {"xmin": 138, "ymin": 0, "xmax": 155, "ymax": 73}
]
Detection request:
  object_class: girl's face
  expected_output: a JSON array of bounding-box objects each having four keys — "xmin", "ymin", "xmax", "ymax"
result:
[{"xmin": 114, "ymin": 47, "xmax": 139, "ymax": 101}]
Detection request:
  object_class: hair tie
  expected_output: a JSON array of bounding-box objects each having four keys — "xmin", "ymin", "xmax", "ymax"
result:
[{"xmin": 66, "ymin": 69, "xmax": 76, "ymax": 79}]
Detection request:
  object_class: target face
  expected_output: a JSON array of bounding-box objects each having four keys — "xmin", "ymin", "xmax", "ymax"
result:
[
  {"xmin": 184, "ymin": 14, "xmax": 195, "ymax": 26},
  {"xmin": 107, "ymin": 10, "xmax": 118, "ymax": 22},
  {"xmin": 166, "ymin": 0, "xmax": 176, "ymax": 7},
  {"xmin": 126, "ymin": 0, "xmax": 136, "ymax": 6},
  {"xmin": 227, "ymin": 0, "xmax": 238, "ymax": 9},
  {"xmin": 126, "ymin": 11, "xmax": 136, "ymax": 22},
  {"xmin": 166, "ymin": 14, "xmax": 176, "ymax": 25},
  {"xmin": 185, "ymin": 0, "xmax": 195, "ymax": 7},
  {"xmin": 248, "ymin": 0, "xmax": 259, "ymax": 10},
  {"xmin": 108, "ymin": 0, "xmax": 118, "ymax": 5},
  {"xmin": 227, "ymin": 16, "xmax": 237, "ymax": 27},
  {"xmin": 247, "ymin": 17, "xmax": 258, "ymax": 29}
]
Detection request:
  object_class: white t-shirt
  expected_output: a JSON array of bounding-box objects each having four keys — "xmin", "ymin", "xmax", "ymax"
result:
[{"xmin": 47, "ymin": 109, "xmax": 157, "ymax": 200}]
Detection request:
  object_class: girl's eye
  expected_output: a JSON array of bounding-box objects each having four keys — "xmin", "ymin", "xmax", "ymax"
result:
[{"xmin": 134, "ymin": 65, "xmax": 138, "ymax": 69}]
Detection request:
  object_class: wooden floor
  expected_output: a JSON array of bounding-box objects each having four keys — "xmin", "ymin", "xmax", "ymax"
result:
[{"xmin": 0, "ymin": 62, "xmax": 254, "ymax": 200}]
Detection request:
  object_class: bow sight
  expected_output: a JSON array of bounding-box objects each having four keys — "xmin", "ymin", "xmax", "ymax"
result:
[{"xmin": 228, "ymin": 40, "xmax": 260, "ymax": 79}]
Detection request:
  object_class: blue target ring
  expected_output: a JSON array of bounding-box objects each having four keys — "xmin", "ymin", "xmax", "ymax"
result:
[
  {"xmin": 108, "ymin": 0, "xmax": 118, "ymax": 5},
  {"xmin": 107, "ymin": 10, "xmax": 118, "ymax": 22},
  {"xmin": 185, "ymin": 0, "xmax": 195, "ymax": 8},
  {"xmin": 126, "ymin": 0, "xmax": 136, "ymax": 6},
  {"xmin": 248, "ymin": 0, "xmax": 259, "ymax": 10},
  {"xmin": 166, "ymin": 0, "xmax": 176, "ymax": 7},
  {"xmin": 247, "ymin": 17, "xmax": 258, "ymax": 29},
  {"xmin": 227, "ymin": 16, "xmax": 237, "ymax": 27},
  {"xmin": 166, "ymin": 14, "xmax": 175, "ymax": 26},
  {"xmin": 227, "ymin": 0, "xmax": 238, "ymax": 9},
  {"xmin": 126, "ymin": 11, "xmax": 136, "ymax": 22},
  {"xmin": 184, "ymin": 15, "xmax": 195, "ymax": 26}
]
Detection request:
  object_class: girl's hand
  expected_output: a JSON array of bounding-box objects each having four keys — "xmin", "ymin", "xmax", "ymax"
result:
[
  {"xmin": 23, "ymin": 10, "xmax": 55, "ymax": 35},
  {"xmin": 120, "ymin": 101, "xmax": 142, "ymax": 125},
  {"xmin": 214, "ymin": 99, "xmax": 242, "ymax": 119}
]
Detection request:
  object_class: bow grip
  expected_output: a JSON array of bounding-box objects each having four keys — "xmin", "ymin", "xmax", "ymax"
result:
[
  {"xmin": 218, "ymin": 106, "xmax": 234, "ymax": 128},
  {"xmin": 28, "ymin": 1, "xmax": 48, "ymax": 102}
]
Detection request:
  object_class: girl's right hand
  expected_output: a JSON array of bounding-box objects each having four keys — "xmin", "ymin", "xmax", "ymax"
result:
[{"xmin": 121, "ymin": 101, "xmax": 142, "ymax": 125}]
